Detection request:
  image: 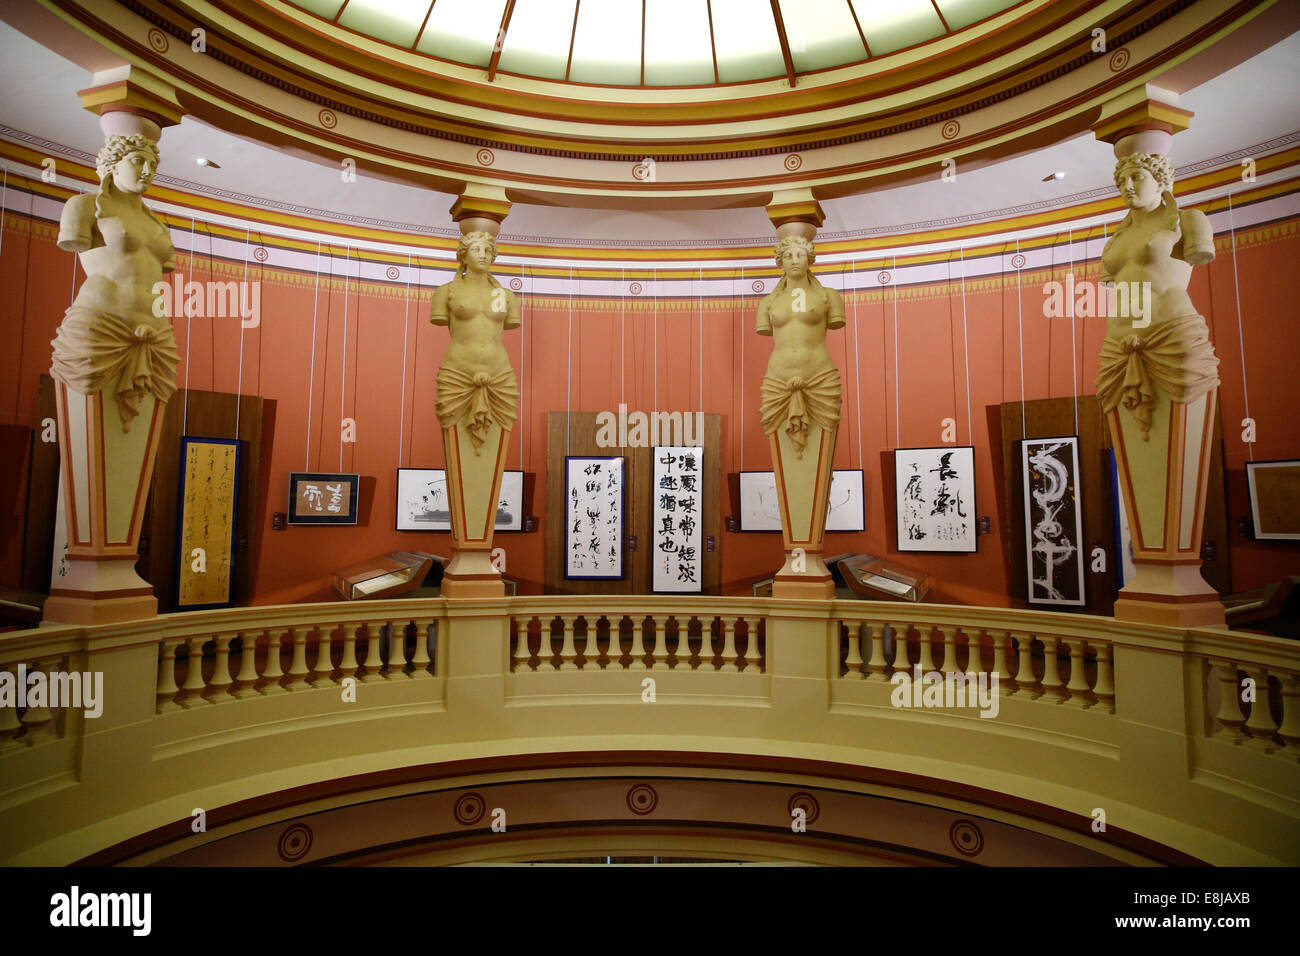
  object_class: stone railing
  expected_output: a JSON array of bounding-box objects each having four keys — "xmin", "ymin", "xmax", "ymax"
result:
[{"xmin": 0, "ymin": 596, "xmax": 1296, "ymax": 865}]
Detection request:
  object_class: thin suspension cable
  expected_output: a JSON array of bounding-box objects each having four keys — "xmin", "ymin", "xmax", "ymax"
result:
[
  {"xmin": 892, "ymin": 254, "xmax": 900, "ymax": 447},
  {"xmin": 234, "ymin": 227, "xmax": 250, "ymax": 440},
  {"xmin": 620, "ymin": 266, "xmax": 626, "ymax": 407},
  {"xmin": 958, "ymin": 244, "xmax": 973, "ymax": 445},
  {"xmin": 850, "ymin": 259, "xmax": 863, "ymax": 471},
  {"xmin": 518, "ymin": 260, "xmax": 525, "ymax": 468},
  {"xmin": 339, "ymin": 245, "xmax": 351, "ymax": 472},
  {"xmin": 653, "ymin": 266, "xmax": 659, "ymax": 414},
  {"xmin": 397, "ymin": 251, "xmax": 412, "ymax": 466},
  {"xmin": 182, "ymin": 216, "xmax": 196, "ymax": 436},
  {"xmin": 566, "ymin": 264, "xmax": 573, "ymax": 456},
  {"xmin": 1068, "ymin": 227, "xmax": 1078, "ymax": 436},
  {"xmin": 0, "ymin": 167, "xmax": 8, "ymax": 264},
  {"xmin": 698, "ymin": 265, "xmax": 704, "ymax": 416},
  {"xmin": 304, "ymin": 240, "xmax": 322, "ymax": 470},
  {"xmin": 1015, "ymin": 238, "xmax": 1026, "ymax": 440},
  {"xmin": 1227, "ymin": 190, "xmax": 1253, "ymax": 461},
  {"xmin": 739, "ymin": 265, "xmax": 745, "ymax": 472}
]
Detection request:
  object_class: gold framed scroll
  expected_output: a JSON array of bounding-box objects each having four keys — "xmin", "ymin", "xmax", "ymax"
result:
[{"xmin": 175, "ymin": 437, "xmax": 241, "ymax": 610}]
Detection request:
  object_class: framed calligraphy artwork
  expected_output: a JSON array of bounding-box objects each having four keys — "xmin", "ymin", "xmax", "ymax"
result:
[
  {"xmin": 738, "ymin": 470, "xmax": 864, "ymax": 533},
  {"xmin": 894, "ymin": 446, "xmax": 977, "ymax": 553},
  {"xmin": 1021, "ymin": 437, "xmax": 1085, "ymax": 606},
  {"xmin": 287, "ymin": 472, "xmax": 359, "ymax": 525},
  {"xmin": 396, "ymin": 468, "xmax": 524, "ymax": 532},
  {"xmin": 176, "ymin": 437, "xmax": 241, "ymax": 610},
  {"xmin": 1245, "ymin": 459, "xmax": 1300, "ymax": 541},
  {"xmin": 652, "ymin": 446, "xmax": 703, "ymax": 593},
  {"xmin": 825, "ymin": 469, "xmax": 866, "ymax": 532},
  {"xmin": 565, "ymin": 456, "xmax": 624, "ymax": 579}
]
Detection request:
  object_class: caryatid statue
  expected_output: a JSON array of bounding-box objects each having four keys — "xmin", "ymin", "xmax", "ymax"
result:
[
  {"xmin": 757, "ymin": 234, "xmax": 845, "ymax": 598},
  {"xmin": 43, "ymin": 131, "xmax": 180, "ymax": 624},
  {"xmin": 1094, "ymin": 150, "xmax": 1224, "ymax": 625},
  {"xmin": 430, "ymin": 230, "xmax": 520, "ymax": 597}
]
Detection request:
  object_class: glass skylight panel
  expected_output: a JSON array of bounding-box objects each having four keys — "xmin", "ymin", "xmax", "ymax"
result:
[
  {"xmin": 568, "ymin": 0, "xmax": 642, "ymax": 85},
  {"xmin": 417, "ymin": 0, "xmax": 508, "ymax": 66},
  {"xmin": 337, "ymin": 0, "xmax": 431, "ymax": 47},
  {"xmin": 496, "ymin": 0, "xmax": 578, "ymax": 80},
  {"xmin": 291, "ymin": 0, "xmax": 346, "ymax": 18},
  {"xmin": 777, "ymin": 0, "xmax": 867, "ymax": 72},
  {"xmin": 851, "ymin": 0, "xmax": 945, "ymax": 56},
  {"xmin": 644, "ymin": 0, "xmax": 716, "ymax": 86},
  {"xmin": 935, "ymin": 0, "xmax": 1019, "ymax": 32},
  {"xmin": 710, "ymin": 0, "xmax": 786, "ymax": 82}
]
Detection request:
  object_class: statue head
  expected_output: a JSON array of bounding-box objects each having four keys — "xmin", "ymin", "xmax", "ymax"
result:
[
  {"xmin": 774, "ymin": 235, "xmax": 815, "ymax": 281},
  {"xmin": 1114, "ymin": 152, "xmax": 1173, "ymax": 212},
  {"xmin": 456, "ymin": 230, "xmax": 497, "ymax": 278},
  {"xmin": 96, "ymin": 134, "xmax": 161, "ymax": 196}
]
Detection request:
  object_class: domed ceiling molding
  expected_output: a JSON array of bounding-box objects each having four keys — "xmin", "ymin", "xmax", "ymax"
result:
[{"xmin": 25, "ymin": 0, "xmax": 1289, "ymax": 207}]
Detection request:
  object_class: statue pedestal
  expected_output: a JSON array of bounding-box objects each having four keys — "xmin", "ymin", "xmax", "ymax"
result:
[
  {"xmin": 440, "ymin": 421, "xmax": 508, "ymax": 598},
  {"xmin": 1109, "ymin": 387, "xmax": 1225, "ymax": 628},
  {"xmin": 770, "ymin": 425, "xmax": 837, "ymax": 600},
  {"xmin": 42, "ymin": 378, "xmax": 165, "ymax": 625}
]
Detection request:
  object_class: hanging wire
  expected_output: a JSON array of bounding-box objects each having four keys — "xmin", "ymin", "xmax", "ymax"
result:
[
  {"xmin": 338, "ymin": 245, "xmax": 351, "ymax": 472},
  {"xmin": 234, "ymin": 226, "xmax": 250, "ymax": 440},
  {"xmin": 739, "ymin": 264, "xmax": 744, "ymax": 471},
  {"xmin": 565, "ymin": 264, "xmax": 573, "ymax": 456},
  {"xmin": 698, "ymin": 265, "xmax": 704, "ymax": 418},
  {"xmin": 620, "ymin": 265, "xmax": 626, "ymax": 407},
  {"xmin": 1068, "ymin": 227, "xmax": 1078, "ymax": 437},
  {"xmin": 892, "ymin": 253, "xmax": 900, "ymax": 447},
  {"xmin": 653, "ymin": 266, "xmax": 659, "ymax": 414},
  {"xmin": 850, "ymin": 258, "xmax": 864, "ymax": 470},
  {"xmin": 397, "ymin": 250, "xmax": 412, "ymax": 466},
  {"xmin": 304, "ymin": 240, "xmax": 322, "ymax": 470},
  {"xmin": 958, "ymin": 244, "xmax": 973, "ymax": 445},
  {"xmin": 1015, "ymin": 238, "xmax": 1027, "ymax": 440},
  {"xmin": 1226, "ymin": 190, "xmax": 1253, "ymax": 461},
  {"xmin": 518, "ymin": 259, "xmax": 526, "ymax": 468},
  {"xmin": 182, "ymin": 216, "xmax": 196, "ymax": 436},
  {"xmin": 0, "ymin": 167, "xmax": 8, "ymax": 266}
]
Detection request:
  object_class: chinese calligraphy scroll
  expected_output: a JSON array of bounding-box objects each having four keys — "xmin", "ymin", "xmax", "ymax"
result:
[
  {"xmin": 1021, "ymin": 437, "xmax": 1085, "ymax": 606},
  {"xmin": 894, "ymin": 446, "xmax": 977, "ymax": 553},
  {"xmin": 176, "ymin": 437, "xmax": 240, "ymax": 609},
  {"xmin": 652, "ymin": 446, "xmax": 703, "ymax": 592},
  {"xmin": 565, "ymin": 456, "xmax": 624, "ymax": 579}
]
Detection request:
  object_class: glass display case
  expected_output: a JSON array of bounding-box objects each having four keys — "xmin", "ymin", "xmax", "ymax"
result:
[
  {"xmin": 836, "ymin": 554, "xmax": 933, "ymax": 603},
  {"xmin": 332, "ymin": 551, "xmax": 435, "ymax": 600}
]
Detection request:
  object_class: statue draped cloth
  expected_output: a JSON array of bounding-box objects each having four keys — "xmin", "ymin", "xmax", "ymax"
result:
[
  {"xmin": 435, "ymin": 366, "xmax": 519, "ymax": 454},
  {"xmin": 760, "ymin": 367, "xmax": 842, "ymax": 458},
  {"xmin": 1095, "ymin": 315, "xmax": 1220, "ymax": 441},
  {"xmin": 49, "ymin": 307, "xmax": 179, "ymax": 432}
]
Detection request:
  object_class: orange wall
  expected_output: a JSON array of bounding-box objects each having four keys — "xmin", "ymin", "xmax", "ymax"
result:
[{"xmin": 3, "ymin": 200, "xmax": 1299, "ymax": 606}]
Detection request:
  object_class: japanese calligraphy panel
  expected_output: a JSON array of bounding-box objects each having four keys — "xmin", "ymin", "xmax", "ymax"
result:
[
  {"xmin": 565, "ymin": 456, "xmax": 624, "ymax": 579},
  {"xmin": 176, "ymin": 437, "xmax": 240, "ymax": 609},
  {"xmin": 287, "ymin": 472, "xmax": 360, "ymax": 525},
  {"xmin": 894, "ymin": 446, "xmax": 977, "ymax": 553},
  {"xmin": 652, "ymin": 446, "xmax": 703, "ymax": 592}
]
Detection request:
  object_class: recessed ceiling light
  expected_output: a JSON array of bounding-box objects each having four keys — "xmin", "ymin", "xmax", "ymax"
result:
[{"xmin": 196, "ymin": 157, "xmax": 221, "ymax": 168}]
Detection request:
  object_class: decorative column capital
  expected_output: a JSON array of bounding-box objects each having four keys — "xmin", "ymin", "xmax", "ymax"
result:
[
  {"xmin": 78, "ymin": 65, "xmax": 185, "ymax": 141},
  {"xmin": 450, "ymin": 183, "xmax": 512, "ymax": 237},
  {"xmin": 766, "ymin": 188, "xmax": 824, "ymax": 240},
  {"xmin": 1091, "ymin": 85, "xmax": 1193, "ymax": 158}
]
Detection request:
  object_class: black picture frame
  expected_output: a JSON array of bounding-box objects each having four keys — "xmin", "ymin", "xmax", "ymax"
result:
[
  {"xmin": 893, "ymin": 446, "xmax": 978, "ymax": 554},
  {"xmin": 287, "ymin": 472, "xmax": 360, "ymax": 525}
]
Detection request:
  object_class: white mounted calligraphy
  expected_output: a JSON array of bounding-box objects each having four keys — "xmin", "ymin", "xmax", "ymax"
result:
[
  {"xmin": 894, "ymin": 446, "xmax": 977, "ymax": 553},
  {"xmin": 565, "ymin": 456, "xmax": 624, "ymax": 579},
  {"xmin": 652, "ymin": 446, "xmax": 703, "ymax": 592}
]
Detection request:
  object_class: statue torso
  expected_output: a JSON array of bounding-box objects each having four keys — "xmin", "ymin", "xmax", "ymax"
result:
[
  {"xmin": 74, "ymin": 195, "xmax": 174, "ymax": 328},
  {"xmin": 762, "ymin": 281, "xmax": 836, "ymax": 381}
]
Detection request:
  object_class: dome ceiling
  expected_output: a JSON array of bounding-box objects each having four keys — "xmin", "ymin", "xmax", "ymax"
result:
[{"xmin": 294, "ymin": 0, "xmax": 1027, "ymax": 87}]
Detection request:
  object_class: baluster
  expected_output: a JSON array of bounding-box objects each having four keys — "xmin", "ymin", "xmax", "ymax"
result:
[
  {"xmin": 536, "ymin": 618, "xmax": 558, "ymax": 672},
  {"xmin": 651, "ymin": 616, "xmax": 669, "ymax": 671},
  {"xmin": 411, "ymin": 619, "xmax": 434, "ymax": 678},
  {"xmin": 581, "ymin": 616, "xmax": 601, "ymax": 669},
  {"xmin": 311, "ymin": 624, "xmax": 336, "ymax": 686},
  {"xmin": 156, "ymin": 639, "xmax": 184, "ymax": 712},
  {"xmin": 1092, "ymin": 641, "xmax": 1115, "ymax": 712},
  {"xmin": 673, "ymin": 617, "xmax": 692, "ymax": 669},
  {"xmin": 386, "ymin": 620, "xmax": 409, "ymax": 678},
  {"xmin": 720, "ymin": 618, "xmax": 739, "ymax": 672},
  {"xmin": 559, "ymin": 617, "xmax": 578, "ymax": 671},
  {"xmin": 261, "ymin": 629, "xmax": 287, "ymax": 695},
  {"xmin": 740, "ymin": 618, "xmax": 762, "ymax": 672},
  {"xmin": 361, "ymin": 622, "xmax": 385, "ymax": 682},
  {"xmin": 1063, "ymin": 639, "xmax": 1091, "ymax": 707},
  {"xmin": 180, "ymin": 637, "xmax": 211, "ymax": 707},
  {"xmin": 1275, "ymin": 671, "xmax": 1300, "ymax": 753},
  {"xmin": 629, "ymin": 617, "xmax": 648, "ymax": 672},
  {"xmin": 917, "ymin": 626, "xmax": 937, "ymax": 675},
  {"xmin": 991, "ymin": 631, "xmax": 1013, "ymax": 694},
  {"xmin": 890, "ymin": 623, "xmax": 910, "ymax": 676},
  {"xmin": 1210, "ymin": 660, "xmax": 1247, "ymax": 740},
  {"xmin": 19, "ymin": 659, "xmax": 57, "ymax": 738},
  {"xmin": 1039, "ymin": 636, "xmax": 1065, "ymax": 702},
  {"xmin": 338, "ymin": 623, "xmax": 362, "ymax": 682},
  {"xmin": 1014, "ymin": 633, "xmax": 1039, "ymax": 697},
  {"xmin": 865, "ymin": 623, "xmax": 888, "ymax": 681},
  {"xmin": 231, "ymin": 632, "xmax": 260, "ymax": 699},
  {"xmin": 1241, "ymin": 665, "xmax": 1278, "ymax": 749},
  {"xmin": 843, "ymin": 621, "xmax": 863, "ymax": 679},
  {"xmin": 513, "ymin": 617, "xmax": 533, "ymax": 672},
  {"xmin": 286, "ymin": 627, "xmax": 311, "ymax": 690},
  {"xmin": 0, "ymin": 664, "xmax": 22, "ymax": 745},
  {"xmin": 964, "ymin": 630, "xmax": 984, "ymax": 682},
  {"xmin": 940, "ymin": 628, "xmax": 958, "ymax": 676},
  {"xmin": 605, "ymin": 617, "xmax": 624, "ymax": 670},
  {"xmin": 698, "ymin": 618, "xmax": 716, "ymax": 671},
  {"xmin": 206, "ymin": 634, "xmax": 236, "ymax": 702}
]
